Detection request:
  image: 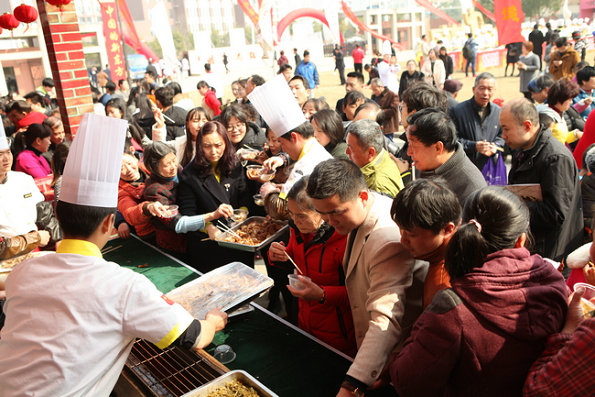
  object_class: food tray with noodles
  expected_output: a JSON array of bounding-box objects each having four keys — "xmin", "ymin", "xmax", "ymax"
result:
[
  {"xmin": 0, "ymin": 251, "xmax": 52, "ymax": 274},
  {"xmin": 166, "ymin": 262, "xmax": 273, "ymax": 320},
  {"xmin": 181, "ymin": 370, "xmax": 278, "ymax": 397},
  {"xmin": 215, "ymin": 216, "xmax": 288, "ymax": 252}
]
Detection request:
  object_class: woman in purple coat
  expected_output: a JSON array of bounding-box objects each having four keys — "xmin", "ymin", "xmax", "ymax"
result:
[{"xmin": 390, "ymin": 186, "xmax": 568, "ymax": 397}]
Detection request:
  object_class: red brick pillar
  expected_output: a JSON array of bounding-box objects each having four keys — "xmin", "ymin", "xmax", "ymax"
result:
[{"xmin": 36, "ymin": 0, "xmax": 93, "ymax": 137}]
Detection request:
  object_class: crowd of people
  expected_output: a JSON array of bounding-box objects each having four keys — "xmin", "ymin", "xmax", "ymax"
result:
[{"xmin": 0, "ymin": 32, "xmax": 594, "ymax": 396}]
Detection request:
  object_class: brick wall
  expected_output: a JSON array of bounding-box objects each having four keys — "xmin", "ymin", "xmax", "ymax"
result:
[{"xmin": 36, "ymin": 0, "xmax": 93, "ymax": 137}]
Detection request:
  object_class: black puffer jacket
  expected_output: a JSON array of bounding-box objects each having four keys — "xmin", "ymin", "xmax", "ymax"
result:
[
  {"xmin": 509, "ymin": 127, "xmax": 583, "ymax": 260},
  {"xmin": 237, "ymin": 121, "xmax": 266, "ymax": 150},
  {"xmin": 163, "ymin": 105, "xmax": 188, "ymax": 141}
]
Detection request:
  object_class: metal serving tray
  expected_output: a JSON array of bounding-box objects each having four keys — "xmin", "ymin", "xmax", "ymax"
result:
[
  {"xmin": 166, "ymin": 262, "xmax": 273, "ymax": 320},
  {"xmin": 215, "ymin": 216, "xmax": 288, "ymax": 252},
  {"xmin": 181, "ymin": 370, "xmax": 278, "ymax": 397}
]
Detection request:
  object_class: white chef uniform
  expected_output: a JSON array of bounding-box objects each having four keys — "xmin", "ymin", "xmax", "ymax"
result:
[
  {"xmin": 0, "ymin": 170, "xmax": 43, "ymax": 236},
  {"xmin": 0, "ymin": 114, "xmax": 197, "ymax": 396},
  {"xmin": 0, "ymin": 239, "xmax": 194, "ymax": 396}
]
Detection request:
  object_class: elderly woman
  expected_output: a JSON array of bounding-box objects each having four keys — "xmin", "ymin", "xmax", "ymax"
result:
[
  {"xmin": 269, "ymin": 176, "xmax": 356, "ymax": 356},
  {"xmin": 177, "ymin": 121, "xmax": 257, "ymax": 271},
  {"xmin": 41, "ymin": 116, "xmax": 65, "ymax": 165},
  {"xmin": 547, "ymin": 79, "xmax": 583, "ymax": 145},
  {"xmin": 219, "ymin": 104, "xmax": 266, "ymax": 150},
  {"xmin": 302, "ymin": 98, "xmax": 329, "ymax": 120},
  {"xmin": 311, "ymin": 109, "xmax": 348, "ymax": 160},
  {"xmin": 142, "ymin": 142, "xmax": 231, "ymax": 256},
  {"xmin": 390, "ymin": 187, "xmax": 568, "ymax": 397}
]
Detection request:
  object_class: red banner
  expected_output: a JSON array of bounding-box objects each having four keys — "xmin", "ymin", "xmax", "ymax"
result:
[
  {"xmin": 100, "ymin": 2, "xmax": 126, "ymax": 81},
  {"xmin": 237, "ymin": 0, "xmax": 259, "ymax": 27},
  {"xmin": 494, "ymin": 0, "xmax": 525, "ymax": 46},
  {"xmin": 340, "ymin": 0, "xmax": 400, "ymax": 46},
  {"xmin": 414, "ymin": 0, "xmax": 460, "ymax": 25}
]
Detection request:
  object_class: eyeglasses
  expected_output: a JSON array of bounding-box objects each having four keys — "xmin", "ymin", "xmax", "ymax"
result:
[{"xmin": 227, "ymin": 123, "xmax": 245, "ymax": 132}]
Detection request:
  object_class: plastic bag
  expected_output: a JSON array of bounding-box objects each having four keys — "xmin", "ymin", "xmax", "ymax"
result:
[{"xmin": 482, "ymin": 152, "xmax": 507, "ymax": 185}]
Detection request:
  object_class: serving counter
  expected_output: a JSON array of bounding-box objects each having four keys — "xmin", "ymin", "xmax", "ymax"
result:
[{"xmin": 106, "ymin": 235, "xmax": 352, "ymax": 397}]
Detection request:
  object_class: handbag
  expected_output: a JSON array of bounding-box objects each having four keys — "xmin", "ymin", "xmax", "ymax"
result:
[{"xmin": 481, "ymin": 152, "xmax": 507, "ymax": 186}]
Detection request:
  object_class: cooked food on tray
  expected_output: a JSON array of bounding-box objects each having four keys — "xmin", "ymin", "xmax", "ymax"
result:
[
  {"xmin": 1, "ymin": 251, "xmax": 46, "ymax": 272},
  {"xmin": 222, "ymin": 220, "xmax": 284, "ymax": 246},
  {"xmin": 166, "ymin": 263, "xmax": 273, "ymax": 321},
  {"xmin": 206, "ymin": 380, "xmax": 259, "ymax": 397}
]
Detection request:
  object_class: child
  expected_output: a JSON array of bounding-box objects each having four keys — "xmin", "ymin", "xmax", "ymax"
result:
[{"xmin": 0, "ymin": 114, "xmax": 227, "ymax": 396}]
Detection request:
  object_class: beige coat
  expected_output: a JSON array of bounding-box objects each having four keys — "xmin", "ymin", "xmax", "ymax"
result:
[
  {"xmin": 344, "ymin": 193, "xmax": 427, "ymax": 386},
  {"xmin": 421, "ymin": 58, "xmax": 446, "ymax": 89}
]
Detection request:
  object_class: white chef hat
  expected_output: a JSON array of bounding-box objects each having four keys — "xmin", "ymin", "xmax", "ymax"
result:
[
  {"xmin": 0, "ymin": 121, "xmax": 8, "ymax": 150},
  {"xmin": 59, "ymin": 113, "xmax": 127, "ymax": 208},
  {"xmin": 382, "ymin": 40, "xmax": 392, "ymax": 56},
  {"xmin": 247, "ymin": 74, "xmax": 306, "ymax": 138}
]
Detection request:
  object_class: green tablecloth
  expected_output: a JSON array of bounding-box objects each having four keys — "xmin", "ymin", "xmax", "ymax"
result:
[
  {"xmin": 103, "ymin": 236, "xmax": 198, "ymax": 293},
  {"xmin": 104, "ymin": 236, "xmax": 352, "ymax": 397}
]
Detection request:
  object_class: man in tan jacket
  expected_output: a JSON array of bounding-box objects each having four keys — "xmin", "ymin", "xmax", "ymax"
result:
[
  {"xmin": 549, "ymin": 37, "xmax": 580, "ymax": 81},
  {"xmin": 307, "ymin": 159, "xmax": 426, "ymax": 397}
]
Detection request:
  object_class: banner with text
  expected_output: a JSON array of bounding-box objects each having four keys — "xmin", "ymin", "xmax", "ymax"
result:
[
  {"xmin": 101, "ymin": 1, "xmax": 126, "ymax": 81},
  {"xmin": 494, "ymin": 0, "xmax": 525, "ymax": 46}
]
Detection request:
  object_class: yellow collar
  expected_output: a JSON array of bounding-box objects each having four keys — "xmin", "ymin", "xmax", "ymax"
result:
[
  {"xmin": 57, "ymin": 239, "xmax": 103, "ymax": 258},
  {"xmin": 297, "ymin": 138, "xmax": 316, "ymax": 161}
]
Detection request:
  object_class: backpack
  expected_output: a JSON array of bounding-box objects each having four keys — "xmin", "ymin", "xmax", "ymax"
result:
[{"xmin": 462, "ymin": 41, "xmax": 473, "ymax": 60}]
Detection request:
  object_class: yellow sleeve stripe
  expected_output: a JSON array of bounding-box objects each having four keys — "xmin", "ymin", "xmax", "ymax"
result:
[{"xmin": 155, "ymin": 316, "xmax": 194, "ymax": 349}]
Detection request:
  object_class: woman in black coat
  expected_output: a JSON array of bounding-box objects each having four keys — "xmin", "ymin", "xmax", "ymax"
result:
[
  {"xmin": 439, "ymin": 46, "xmax": 454, "ymax": 80},
  {"xmin": 178, "ymin": 121, "xmax": 259, "ymax": 272}
]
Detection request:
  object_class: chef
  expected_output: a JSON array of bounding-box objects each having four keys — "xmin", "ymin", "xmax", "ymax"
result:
[
  {"xmin": 0, "ymin": 122, "xmax": 44, "ymax": 237},
  {"xmin": 247, "ymin": 75, "xmax": 332, "ymax": 219},
  {"xmin": 0, "ymin": 113, "xmax": 227, "ymax": 396}
]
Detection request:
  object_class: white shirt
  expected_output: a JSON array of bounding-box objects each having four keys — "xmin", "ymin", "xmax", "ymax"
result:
[
  {"xmin": 0, "ymin": 171, "xmax": 43, "ymax": 237},
  {"xmin": 0, "ymin": 240, "xmax": 194, "ymax": 396},
  {"xmin": 279, "ymin": 138, "xmax": 333, "ymax": 199}
]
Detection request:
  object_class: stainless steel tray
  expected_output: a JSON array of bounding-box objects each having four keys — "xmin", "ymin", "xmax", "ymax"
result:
[
  {"xmin": 215, "ymin": 216, "xmax": 288, "ymax": 252},
  {"xmin": 166, "ymin": 262, "xmax": 273, "ymax": 320},
  {"xmin": 181, "ymin": 370, "xmax": 278, "ymax": 397}
]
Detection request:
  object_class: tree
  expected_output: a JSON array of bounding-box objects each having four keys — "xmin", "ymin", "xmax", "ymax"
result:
[
  {"xmin": 172, "ymin": 30, "xmax": 194, "ymax": 56},
  {"xmin": 244, "ymin": 25, "xmax": 253, "ymax": 44},
  {"xmin": 211, "ymin": 28, "xmax": 230, "ymax": 48},
  {"xmin": 147, "ymin": 39, "xmax": 163, "ymax": 59},
  {"xmin": 477, "ymin": 0, "xmax": 562, "ymax": 19},
  {"xmin": 339, "ymin": 18, "xmax": 357, "ymax": 40}
]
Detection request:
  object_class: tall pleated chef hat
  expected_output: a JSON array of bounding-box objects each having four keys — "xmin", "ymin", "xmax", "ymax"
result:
[
  {"xmin": 0, "ymin": 121, "xmax": 8, "ymax": 150},
  {"xmin": 59, "ymin": 113, "xmax": 127, "ymax": 208},
  {"xmin": 382, "ymin": 40, "xmax": 392, "ymax": 56},
  {"xmin": 247, "ymin": 74, "xmax": 306, "ymax": 138}
]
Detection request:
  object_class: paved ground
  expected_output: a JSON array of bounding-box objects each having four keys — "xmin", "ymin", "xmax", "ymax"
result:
[{"xmin": 178, "ymin": 48, "xmax": 593, "ymax": 136}]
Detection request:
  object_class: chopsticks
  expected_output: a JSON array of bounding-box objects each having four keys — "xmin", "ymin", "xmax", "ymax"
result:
[
  {"xmin": 101, "ymin": 244, "xmax": 123, "ymax": 256},
  {"xmin": 217, "ymin": 220, "xmax": 242, "ymax": 239},
  {"xmin": 285, "ymin": 252, "xmax": 303, "ymax": 274}
]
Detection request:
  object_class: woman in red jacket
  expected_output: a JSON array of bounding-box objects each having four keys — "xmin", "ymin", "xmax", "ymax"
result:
[{"xmin": 269, "ymin": 176, "xmax": 356, "ymax": 357}]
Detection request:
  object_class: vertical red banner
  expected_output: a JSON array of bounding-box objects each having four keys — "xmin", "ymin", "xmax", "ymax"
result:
[
  {"xmin": 101, "ymin": 1, "xmax": 126, "ymax": 81},
  {"xmin": 494, "ymin": 0, "xmax": 525, "ymax": 46}
]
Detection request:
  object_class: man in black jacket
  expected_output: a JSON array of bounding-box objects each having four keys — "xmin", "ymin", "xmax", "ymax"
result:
[
  {"xmin": 528, "ymin": 24, "xmax": 545, "ymax": 70},
  {"xmin": 503, "ymin": 98, "xmax": 583, "ymax": 261},
  {"xmin": 449, "ymin": 72, "xmax": 503, "ymax": 170},
  {"xmin": 154, "ymin": 86, "xmax": 187, "ymax": 141}
]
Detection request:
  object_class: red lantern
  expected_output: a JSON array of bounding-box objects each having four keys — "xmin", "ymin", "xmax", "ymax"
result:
[
  {"xmin": 14, "ymin": 4, "xmax": 38, "ymax": 32},
  {"xmin": 46, "ymin": 0, "xmax": 73, "ymax": 10},
  {"xmin": 0, "ymin": 13, "xmax": 20, "ymax": 32},
  {"xmin": 14, "ymin": 4, "xmax": 38, "ymax": 24}
]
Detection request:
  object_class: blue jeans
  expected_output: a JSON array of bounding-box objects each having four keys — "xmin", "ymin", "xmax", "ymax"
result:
[{"xmin": 465, "ymin": 56, "xmax": 476, "ymax": 76}]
